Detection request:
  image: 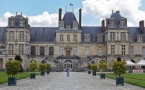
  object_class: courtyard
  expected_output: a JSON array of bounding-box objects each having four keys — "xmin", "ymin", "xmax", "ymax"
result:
[{"xmin": 0, "ymin": 72, "xmax": 144, "ymax": 90}]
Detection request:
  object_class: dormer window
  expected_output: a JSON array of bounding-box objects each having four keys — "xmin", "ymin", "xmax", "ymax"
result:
[
  {"xmin": 97, "ymin": 34, "xmax": 103, "ymax": 42},
  {"xmin": 129, "ymin": 35, "xmax": 132, "ymax": 42},
  {"xmin": 84, "ymin": 34, "xmax": 90, "ymax": 42},
  {"xmin": 137, "ymin": 34, "xmax": 142, "ymax": 42},
  {"xmin": 73, "ymin": 21, "xmax": 78, "ymax": 30},
  {"xmin": 9, "ymin": 17, "xmax": 15, "ymax": 27},
  {"xmin": 110, "ymin": 18, "xmax": 115, "ymax": 28},
  {"xmin": 20, "ymin": 17, "xmax": 24, "ymax": 27}
]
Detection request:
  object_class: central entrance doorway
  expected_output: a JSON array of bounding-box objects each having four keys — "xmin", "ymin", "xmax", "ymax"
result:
[{"xmin": 64, "ymin": 60, "xmax": 73, "ymax": 71}]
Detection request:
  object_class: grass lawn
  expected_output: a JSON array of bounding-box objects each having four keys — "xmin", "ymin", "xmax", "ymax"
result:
[
  {"xmin": 105, "ymin": 73, "xmax": 145, "ymax": 88},
  {"xmin": 0, "ymin": 72, "xmax": 39, "ymax": 84}
]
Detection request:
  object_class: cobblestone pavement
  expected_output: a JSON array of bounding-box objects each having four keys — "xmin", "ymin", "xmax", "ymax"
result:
[{"xmin": 0, "ymin": 72, "xmax": 144, "ymax": 90}]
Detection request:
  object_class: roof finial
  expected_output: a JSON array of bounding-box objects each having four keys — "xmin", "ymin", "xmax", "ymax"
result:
[
  {"xmin": 16, "ymin": 12, "xmax": 17, "ymax": 15},
  {"xmin": 21, "ymin": 11, "xmax": 22, "ymax": 15}
]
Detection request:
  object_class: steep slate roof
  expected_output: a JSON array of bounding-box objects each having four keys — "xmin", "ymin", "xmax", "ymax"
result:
[
  {"xmin": 30, "ymin": 27, "xmax": 57, "ymax": 42},
  {"xmin": 81, "ymin": 26, "xmax": 103, "ymax": 43},
  {"xmin": 0, "ymin": 27, "xmax": 6, "ymax": 43},
  {"xmin": 62, "ymin": 12, "xmax": 77, "ymax": 28}
]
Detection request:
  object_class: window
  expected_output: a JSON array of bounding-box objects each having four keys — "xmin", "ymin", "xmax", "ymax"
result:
[
  {"xmin": 84, "ymin": 34, "xmax": 90, "ymax": 42},
  {"xmin": 97, "ymin": 34, "xmax": 103, "ymax": 42},
  {"xmin": 111, "ymin": 45, "xmax": 115, "ymax": 55},
  {"xmin": 142, "ymin": 47, "xmax": 145, "ymax": 56},
  {"xmin": 8, "ymin": 44, "xmax": 14, "ymax": 54},
  {"xmin": 130, "ymin": 46, "xmax": 134, "ymax": 57},
  {"xmin": 59, "ymin": 47, "xmax": 64, "ymax": 55},
  {"xmin": 121, "ymin": 45, "xmax": 126, "ymax": 55},
  {"xmin": 40, "ymin": 46, "xmax": 45, "ymax": 56},
  {"xmin": 19, "ymin": 44, "xmax": 24, "ymax": 54},
  {"xmin": 0, "ymin": 58, "xmax": 3, "ymax": 69},
  {"xmin": 98, "ymin": 48, "xmax": 102, "ymax": 56},
  {"xmin": 73, "ymin": 35, "xmax": 77, "ymax": 41},
  {"xmin": 31, "ymin": 46, "xmax": 35, "ymax": 55},
  {"xmin": 49, "ymin": 47, "xmax": 54, "ymax": 55},
  {"xmin": 110, "ymin": 32, "xmax": 115, "ymax": 41},
  {"xmin": 85, "ymin": 47, "xmax": 89, "ymax": 56},
  {"xmin": 9, "ymin": 31, "xmax": 14, "ymax": 41},
  {"xmin": 19, "ymin": 31, "xmax": 24, "ymax": 41},
  {"xmin": 72, "ymin": 47, "xmax": 78, "ymax": 55},
  {"xmin": 67, "ymin": 35, "xmax": 70, "ymax": 41},
  {"xmin": 129, "ymin": 35, "xmax": 132, "ymax": 42},
  {"xmin": 137, "ymin": 35, "xmax": 142, "ymax": 42},
  {"xmin": 121, "ymin": 32, "xmax": 126, "ymax": 41},
  {"xmin": 60, "ymin": 35, "xmax": 63, "ymax": 41}
]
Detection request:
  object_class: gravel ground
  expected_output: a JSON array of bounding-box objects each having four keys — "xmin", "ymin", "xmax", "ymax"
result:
[{"xmin": 0, "ymin": 72, "xmax": 144, "ymax": 90}]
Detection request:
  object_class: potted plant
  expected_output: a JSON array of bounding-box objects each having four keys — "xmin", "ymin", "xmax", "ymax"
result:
[
  {"xmin": 87, "ymin": 63, "xmax": 91, "ymax": 74},
  {"xmin": 99, "ymin": 60, "xmax": 107, "ymax": 79},
  {"xmin": 5, "ymin": 60, "xmax": 21, "ymax": 86},
  {"xmin": 112, "ymin": 57, "xmax": 127, "ymax": 86},
  {"xmin": 91, "ymin": 64, "xmax": 97, "ymax": 76},
  {"xmin": 46, "ymin": 63, "xmax": 51, "ymax": 74},
  {"xmin": 15, "ymin": 55, "xmax": 23, "ymax": 72},
  {"xmin": 39, "ymin": 63, "xmax": 47, "ymax": 76},
  {"xmin": 28, "ymin": 60, "xmax": 38, "ymax": 79}
]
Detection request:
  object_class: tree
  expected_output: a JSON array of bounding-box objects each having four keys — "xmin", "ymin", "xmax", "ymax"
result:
[
  {"xmin": 15, "ymin": 55, "xmax": 22, "ymax": 62},
  {"xmin": 91, "ymin": 64, "xmax": 97, "ymax": 71},
  {"xmin": 5, "ymin": 60, "xmax": 21, "ymax": 77},
  {"xmin": 39, "ymin": 63, "xmax": 47, "ymax": 72},
  {"xmin": 112, "ymin": 59, "xmax": 127, "ymax": 77},
  {"xmin": 87, "ymin": 63, "xmax": 91, "ymax": 70},
  {"xmin": 29, "ymin": 61, "xmax": 38, "ymax": 73},
  {"xmin": 46, "ymin": 63, "xmax": 51, "ymax": 71},
  {"xmin": 99, "ymin": 61, "xmax": 107, "ymax": 73}
]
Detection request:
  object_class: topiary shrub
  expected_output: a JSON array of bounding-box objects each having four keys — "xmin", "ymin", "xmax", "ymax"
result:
[
  {"xmin": 46, "ymin": 63, "xmax": 51, "ymax": 71},
  {"xmin": 5, "ymin": 60, "xmax": 21, "ymax": 77},
  {"xmin": 29, "ymin": 61, "xmax": 38, "ymax": 73},
  {"xmin": 39, "ymin": 63, "xmax": 47, "ymax": 72},
  {"xmin": 112, "ymin": 58, "xmax": 127, "ymax": 77},
  {"xmin": 15, "ymin": 55, "xmax": 23, "ymax": 72},
  {"xmin": 99, "ymin": 60, "xmax": 107, "ymax": 73},
  {"xmin": 87, "ymin": 63, "xmax": 91, "ymax": 70}
]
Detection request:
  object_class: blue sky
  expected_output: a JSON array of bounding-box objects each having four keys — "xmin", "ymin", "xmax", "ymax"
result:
[{"xmin": 0, "ymin": 0, "xmax": 145, "ymax": 27}]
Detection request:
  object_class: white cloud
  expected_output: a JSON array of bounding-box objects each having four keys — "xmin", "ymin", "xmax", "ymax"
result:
[
  {"xmin": 82, "ymin": 0, "xmax": 145, "ymax": 26},
  {"xmin": 0, "ymin": 11, "xmax": 58, "ymax": 27}
]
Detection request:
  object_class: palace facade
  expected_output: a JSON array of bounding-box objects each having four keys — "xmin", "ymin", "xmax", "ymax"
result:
[{"xmin": 0, "ymin": 8, "xmax": 145, "ymax": 71}]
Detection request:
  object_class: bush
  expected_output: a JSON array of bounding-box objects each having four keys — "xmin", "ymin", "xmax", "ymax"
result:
[
  {"xmin": 46, "ymin": 63, "xmax": 51, "ymax": 71},
  {"xmin": 5, "ymin": 60, "xmax": 21, "ymax": 77},
  {"xmin": 91, "ymin": 64, "xmax": 97, "ymax": 71},
  {"xmin": 112, "ymin": 58, "xmax": 127, "ymax": 77},
  {"xmin": 99, "ymin": 61, "xmax": 107, "ymax": 72},
  {"xmin": 87, "ymin": 63, "xmax": 91, "ymax": 70},
  {"xmin": 39, "ymin": 63, "xmax": 46, "ymax": 72},
  {"xmin": 29, "ymin": 61, "xmax": 38, "ymax": 72},
  {"xmin": 15, "ymin": 55, "xmax": 22, "ymax": 62}
]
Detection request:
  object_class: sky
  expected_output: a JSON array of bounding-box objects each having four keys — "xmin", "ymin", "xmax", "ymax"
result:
[{"xmin": 0, "ymin": 0, "xmax": 145, "ymax": 27}]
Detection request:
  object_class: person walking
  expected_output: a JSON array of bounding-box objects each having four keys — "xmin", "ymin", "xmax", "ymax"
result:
[{"xmin": 66, "ymin": 66, "xmax": 70, "ymax": 77}]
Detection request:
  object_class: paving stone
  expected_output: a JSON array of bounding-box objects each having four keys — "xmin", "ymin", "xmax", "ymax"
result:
[{"xmin": 0, "ymin": 72, "xmax": 144, "ymax": 90}]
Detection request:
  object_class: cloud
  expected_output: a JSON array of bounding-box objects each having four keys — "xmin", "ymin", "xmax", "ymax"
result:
[
  {"xmin": 0, "ymin": 11, "xmax": 58, "ymax": 27},
  {"xmin": 82, "ymin": 0, "xmax": 145, "ymax": 26}
]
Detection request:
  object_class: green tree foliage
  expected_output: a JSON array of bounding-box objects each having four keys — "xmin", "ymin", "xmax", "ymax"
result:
[
  {"xmin": 46, "ymin": 63, "xmax": 51, "ymax": 70},
  {"xmin": 15, "ymin": 55, "xmax": 22, "ymax": 62},
  {"xmin": 5, "ymin": 60, "xmax": 21, "ymax": 77},
  {"xmin": 99, "ymin": 61, "xmax": 107, "ymax": 72},
  {"xmin": 29, "ymin": 61, "xmax": 38, "ymax": 72},
  {"xmin": 112, "ymin": 59, "xmax": 127, "ymax": 77},
  {"xmin": 39, "ymin": 63, "xmax": 47, "ymax": 72},
  {"xmin": 91, "ymin": 64, "xmax": 97, "ymax": 71},
  {"xmin": 87, "ymin": 63, "xmax": 91, "ymax": 70}
]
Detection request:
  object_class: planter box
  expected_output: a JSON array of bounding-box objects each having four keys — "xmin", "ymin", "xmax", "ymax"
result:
[
  {"xmin": 92, "ymin": 71, "xmax": 96, "ymax": 76},
  {"xmin": 47, "ymin": 71, "xmax": 50, "ymax": 74},
  {"xmin": 8, "ymin": 77, "xmax": 16, "ymax": 86},
  {"xmin": 116, "ymin": 77, "xmax": 124, "ymax": 86},
  {"xmin": 41, "ymin": 71, "xmax": 45, "ymax": 76},
  {"xmin": 30, "ymin": 73, "xmax": 35, "ymax": 79},
  {"xmin": 100, "ymin": 73, "xmax": 105, "ymax": 79},
  {"xmin": 88, "ymin": 70, "xmax": 91, "ymax": 74}
]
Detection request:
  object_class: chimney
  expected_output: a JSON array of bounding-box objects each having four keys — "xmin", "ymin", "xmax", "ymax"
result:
[
  {"xmin": 139, "ymin": 20, "xmax": 144, "ymax": 32},
  {"xmin": 59, "ymin": 8, "xmax": 62, "ymax": 21},
  {"xmin": 79, "ymin": 8, "xmax": 82, "ymax": 28},
  {"xmin": 102, "ymin": 20, "xmax": 105, "ymax": 30}
]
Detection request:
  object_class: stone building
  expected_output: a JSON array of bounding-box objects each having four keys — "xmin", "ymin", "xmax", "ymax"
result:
[{"xmin": 0, "ymin": 8, "xmax": 144, "ymax": 71}]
